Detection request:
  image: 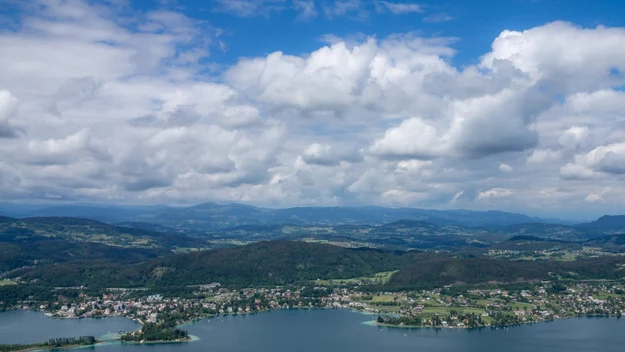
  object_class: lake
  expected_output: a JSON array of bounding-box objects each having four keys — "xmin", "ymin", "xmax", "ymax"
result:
[
  {"xmin": 0, "ymin": 310, "xmax": 140, "ymax": 344},
  {"xmin": 1, "ymin": 309, "xmax": 624, "ymax": 351}
]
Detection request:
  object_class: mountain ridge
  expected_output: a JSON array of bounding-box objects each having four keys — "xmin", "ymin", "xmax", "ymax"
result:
[
  {"xmin": 0, "ymin": 202, "xmax": 574, "ymax": 230},
  {"xmin": 578, "ymin": 215, "xmax": 625, "ymax": 232}
]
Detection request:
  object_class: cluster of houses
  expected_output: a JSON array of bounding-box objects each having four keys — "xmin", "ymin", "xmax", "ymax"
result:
[{"xmin": 13, "ymin": 280, "xmax": 625, "ymax": 329}]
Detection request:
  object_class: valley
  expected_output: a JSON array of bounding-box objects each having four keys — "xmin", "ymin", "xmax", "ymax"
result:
[{"xmin": 1, "ymin": 203, "xmax": 625, "ymax": 349}]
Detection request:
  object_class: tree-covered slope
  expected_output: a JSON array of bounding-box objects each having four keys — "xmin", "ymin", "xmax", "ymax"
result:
[
  {"xmin": 578, "ymin": 215, "xmax": 625, "ymax": 232},
  {"xmin": 11, "ymin": 240, "xmax": 625, "ymax": 289},
  {"xmin": 152, "ymin": 240, "xmax": 409, "ymax": 286},
  {"xmin": 13, "ymin": 241, "xmax": 414, "ymax": 288},
  {"xmin": 0, "ymin": 216, "xmax": 212, "ymax": 271},
  {"xmin": 388, "ymin": 254, "xmax": 625, "ymax": 288},
  {"xmin": 0, "ymin": 216, "xmax": 210, "ymax": 251},
  {"xmin": 0, "ymin": 239, "xmax": 166, "ymax": 272}
]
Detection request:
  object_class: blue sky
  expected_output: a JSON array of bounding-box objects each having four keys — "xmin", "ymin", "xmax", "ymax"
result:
[
  {"xmin": 1, "ymin": 0, "xmax": 625, "ymax": 219},
  {"xmin": 144, "ymin": 0, "xmax": 625, "ymax": 67}
]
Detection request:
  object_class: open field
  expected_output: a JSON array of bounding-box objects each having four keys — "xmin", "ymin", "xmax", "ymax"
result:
[
  {"xmin": 507, "ymin": 302, "xmax": 536, "ymax": 310},
  {"xmin": 314, "ymin": 271, "xmax": 398, "ymax": 286},
  {"xmin": 421, "ymin": 306, "xmax": 485, "ymax": 316},
  {"xmin": 0, "ymin": 279, "xmax": 15, "ymax": 286},
  {"xmin": 367, "ymin": 305, "xmax": 402, "ymax": 313},
  {"xmin": 371, "ymin": 293, "xmax": 403, "ymax": 303}
]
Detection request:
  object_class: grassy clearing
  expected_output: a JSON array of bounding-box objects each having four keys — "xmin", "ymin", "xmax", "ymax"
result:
[
  {"xmin": 593, "ymin": 291, "xmax": 621, "ymax": 300},
  {"xmin": 481, "ymin": 316, "xmax": 495, "ymax": 324},
  {"xmin": 314, "ymin": 271, "xmax": 398, "ymax": 286},
  {"xmin": 508, "ymin": 302, "xmax": 536, "ymax": 310},
  {"xmin": 421, "ymin": 306, "xmax": 485, "ymax": 316},
  {"xmin": 371, "ymin": 294, "xmax": 403, "ymax": 303},
  {"xmin": 367, "ymin": 305, "xmax": 401, "ymax": 313},
  {"xmin": 0, "ymin": 279, "xmax": 15, "ymax": 286}
]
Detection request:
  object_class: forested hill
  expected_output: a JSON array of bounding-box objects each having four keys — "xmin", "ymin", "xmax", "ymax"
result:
[
  {"xmin": 578, "ymin": 215, "xmax": 625, "ymax": 231},
  {"xmin": 0, "ymin": 216, "xmax": 210, "ymax": 250},
  {"xmin": 11, "ymin": 240, "xmax": 625, "ymax": 289},
  {"xmin": 13, "ymin": 241, "xmax": 413, "ymax": 288},
  {"xmin": 152, "ymin": 241, "xmax": 409, "ymax": 286},
  {"xmin": 389, "ymin": 254, "xmax": 625, "ymax": 288},
  {"xmin": 0, "ymin": 216, "xmax": 212, "ymax": 271}
]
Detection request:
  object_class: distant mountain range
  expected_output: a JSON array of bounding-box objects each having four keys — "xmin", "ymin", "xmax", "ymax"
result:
[{"xmin": 0, "ymin": 202, "xmax": 574, "ymax": 230}]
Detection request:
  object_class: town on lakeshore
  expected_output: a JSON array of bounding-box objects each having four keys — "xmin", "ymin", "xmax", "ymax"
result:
[{"xmin": 2, "ymin": 277, "xmax": 624, "ymax": 345}]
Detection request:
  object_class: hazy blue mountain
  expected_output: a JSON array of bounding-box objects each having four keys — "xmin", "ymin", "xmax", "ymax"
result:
[
  {"xmin": 578, "ymin": 215, "xmax": 625, "ymax": 232},
  {"xmin": 0, "ymin": 203, "xmax": 44, "ymax": 218},
  {"xmin": 0, "ymin": 201, "xmax": 582, "ymax": 230},
  {"xmin": 129, "ymin": 202, "xmax": 557, "ymax": 230},
  {"xmin": 133, "ymin": 202, "xmax": 269, "ymax": 230},
  {"xmin": 501, "ymin": 223, "xmax": 594, "ymax": 241},
  {"xmin": 25, "ymin": 205, "xmax": 171, "ymax": 224}
]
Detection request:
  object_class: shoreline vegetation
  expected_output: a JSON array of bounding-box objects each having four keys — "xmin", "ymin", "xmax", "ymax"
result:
[
  {"xmin": 0, "ymin": 337, "xmax": 96, "ymax": 352},
  {"xmin": 3, "ymin": 276, "xmax": 624, "ymax": 339},
  {"xmin": 372, "ymin": 312, "xmax": 623, "ymax": 329},
  {"xmin": 0, "ymin": 334, "xmax": 195, "ymax": 352},
  {"xmin": 0, "ymin": 337, "xmax": 197, "ymax": 352},
  {"xmin": 120, "ymin": 322, "xmax": 190, "ymax": 343},
  {"xmin": 0, "ymin": 317, "xmax": 194, "ymax": 352}
]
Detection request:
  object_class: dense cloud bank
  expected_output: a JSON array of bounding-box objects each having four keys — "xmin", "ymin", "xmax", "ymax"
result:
[{"xmin": 1, "ymin": 1, "xmax": 625, "ymax": 218}]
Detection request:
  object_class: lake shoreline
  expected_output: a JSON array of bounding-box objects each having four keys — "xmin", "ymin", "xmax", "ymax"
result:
[
  {"xmin": 119, "ymin": 336, "xmax": 197, "ymax": 346},
  {"xmin": 370, "ymin": 313, "xmax": 624, "ymax": 330},
  {"xmin": 6, "ymin": 335, "xmax": 199, "ymax": 352},
  {"xmin": 3, "ymin": 306, "xmax": 624, "ymax": 352},
  {"xmin": 18, "ymin": 305, "xmax": 624, "ymax": 332},
  {"xmin": 2, "ymin": 310, "xmax": 625, "ymax": 352},
  {"xmin": 11, "ymin": 344, "xmax": 85, "ymax": 352},
  {"xmin": 0, "ymin": 311, "xmax": 195, "ymax": 352}
]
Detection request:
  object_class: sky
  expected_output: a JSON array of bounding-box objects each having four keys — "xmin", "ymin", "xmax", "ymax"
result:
[{"xmin": 1, "ymin": 0, "xmax": 625, "ymax": 219}]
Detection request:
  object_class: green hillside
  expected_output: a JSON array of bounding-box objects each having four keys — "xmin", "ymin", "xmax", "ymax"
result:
[
  {"xmin": 0, "ymin": 216, "xmax": 210, "ymax": 250},
  {"xmin": 389, "ymin": 254, "xmax": 625, "ymax": 288},
  {"xmin": 0, "ymin": 216, "xmax": 212, "ymax": 271},
  {"xmin": 13, "ymin": 241, "xmax": 413, "ymax": 288},
  {"xmin": 11, "ymin": 240, "xmax": 625, "ymax": 290}
]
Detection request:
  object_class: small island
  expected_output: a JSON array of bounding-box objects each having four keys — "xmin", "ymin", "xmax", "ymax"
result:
[
  {"xmin": 0, "ymin": 336, "xmax": 96, "ymax": 352},
  {"xmin": 0, "ymin": 325, "xmax": 191, "ymax": 352},
  {"xmin": 0, "ymin": 320, "xmax": 192, "ymax": 352},
  {"xmin": 120, "ymin": 322, "xmax": 191, "ymax": 343}
]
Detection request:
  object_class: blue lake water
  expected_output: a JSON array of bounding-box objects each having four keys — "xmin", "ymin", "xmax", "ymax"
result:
[
  {"xmin": 1, "ymin": 309, "xmax": 624, "ymax": 351},
  {"xmin": 0, "ymin": 310, "xmax": 139, "ymax": 344}
]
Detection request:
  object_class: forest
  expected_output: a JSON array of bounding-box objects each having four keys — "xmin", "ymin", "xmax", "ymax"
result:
[
  {"xmin": 0, "ymin": 336, "xmax": 96, "ymax": 352},
  {"xmin": 121, "ymin": 323, "xmax": 189, "ymax": 342},
  {"xmin": 5, "ymin": 240, "xmax": 625, "ymax": 291}
]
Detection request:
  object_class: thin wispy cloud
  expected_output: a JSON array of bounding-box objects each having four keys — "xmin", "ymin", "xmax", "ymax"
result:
[
  {"xmin": 375, "ymin": 1, "xmax": 424, "ymax": 15},
  {"xmin": 323, "ymin": 0, "xmax": 368, "ymax": 20},
  {"xmin": 212, "ymin": 0, "xmax": 287, "ymax": 17},
  {"xmin": 293, "ymin": 0, "xmax": 318, "ymax": 19},
  {"xmin": 423, "ymin": 12, "xmax": 454, "ymax": 22}
]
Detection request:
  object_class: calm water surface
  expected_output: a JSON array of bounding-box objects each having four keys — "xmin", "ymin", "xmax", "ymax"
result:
[
  {"xmin": 1, "ymin": 309, "xmax": 624, "ymax": 351},
  {"xmin": 0, "ymin": 310, "xmax": 139, "ymax": 344}
]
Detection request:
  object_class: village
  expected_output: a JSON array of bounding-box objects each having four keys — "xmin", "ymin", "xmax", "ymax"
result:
[{"xmin": 7, "ymin": 280, "xmax": 625, "ymax": 330}]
